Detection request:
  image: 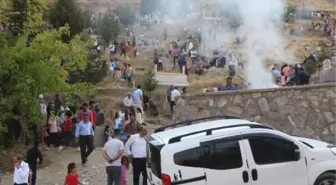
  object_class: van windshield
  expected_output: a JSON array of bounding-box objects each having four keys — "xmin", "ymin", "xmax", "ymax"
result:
[{"xmin": 146, "ymin": 137, "xmax": 164, "ymax": 179}]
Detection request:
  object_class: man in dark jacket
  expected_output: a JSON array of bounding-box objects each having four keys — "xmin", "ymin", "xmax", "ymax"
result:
[
  {"xmin": 178, "ymin": 52, "xmax": 186, "ymax": 74},
  {"xmin": 27, "ymin": 141, "xmax": 43, "ymax": 185}
]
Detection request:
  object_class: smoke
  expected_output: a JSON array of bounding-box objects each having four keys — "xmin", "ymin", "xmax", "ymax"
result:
[
  {"xmin": 232, "ymin": 0, "xmax": 292, "ymax": 89},
  {"xmin": 147, "ymin": 0, "xmax": 294, "ymax": 89}
]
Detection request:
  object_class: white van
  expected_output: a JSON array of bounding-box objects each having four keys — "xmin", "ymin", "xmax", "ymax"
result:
[{"xmin": 146, "ymin": 116, "xmax": 336, "ymax": 185}]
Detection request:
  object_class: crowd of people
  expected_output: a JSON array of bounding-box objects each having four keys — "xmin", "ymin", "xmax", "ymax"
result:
[
  {"xmin": 109, "ymin": 59, "xmax": 134, "ymax": 87},
  {"xmin": 8, "ymin": 84, "xmax": 157, "ymax": 185}
]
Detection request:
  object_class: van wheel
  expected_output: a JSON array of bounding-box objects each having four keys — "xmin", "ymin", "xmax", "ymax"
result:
[{"xmin": 314, "ymin": 172, "xmax": 336, "ymax": 185}]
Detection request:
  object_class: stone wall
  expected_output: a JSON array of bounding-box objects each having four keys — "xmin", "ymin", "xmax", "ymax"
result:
[{"xmin": 175, "ymin": 83, "xmax": 336, "ymax": 144}]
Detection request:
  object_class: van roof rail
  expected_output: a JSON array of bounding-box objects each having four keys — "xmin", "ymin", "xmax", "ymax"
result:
[
  {"xmin": 168, "ymin": 124, "xmax": 272, "ymax": 144},
  {"xmin": 154, "ymin": 115, "xmax": 244, "ymax": 133}
]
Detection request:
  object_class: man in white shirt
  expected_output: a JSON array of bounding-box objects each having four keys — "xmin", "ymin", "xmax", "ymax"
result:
[
  {"xmin": 170, "ymin": 87, "xmax": 181, "ymax": 114},
  {"xmin": 132, "ymin": 85, "xmax": 143, "ymax": 113},
  {"xmin": 13, "ymin": 154, "xmax": 30, "ymax": 185},
  {"xmin": 123, "ymin": 92, "xmax": 134, "ymax": 109},
  {"xmin": 190, "ymin": 48, "xmax": 197, "ymax": 65},
  {"xmin": 102, "ymin": 129, "xmax": 124, "ymax": 185},
  {"xmin": 125, "ymin": 126, "xmax": 148, "ymax": 185}
]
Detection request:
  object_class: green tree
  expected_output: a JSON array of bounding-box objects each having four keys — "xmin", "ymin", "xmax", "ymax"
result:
[
  {"xmin": 23, "ymin": 0, "xmax": 48, "ymax": 34},
  {"xmin": 0, "ymin": 33, "xmax": 67, "ymax": 126},
  {"xmin": 29, "ymin": 25, "xmax": 89, "ymax": 70},
  {"xmin": 49, "ymin": 0, "xmax": 84, "ymax": 41},
  {"xmin": 114, "ymin": 5, "xmax": 135, "ymax": 26},
  {"xmin": 82, "ymin": 9, "xmax": 92, "ymax": 30},
  {"xmin": 284, "ymin": 4, "xmax": 297, "ymax": 23},
  {"xmin": 143, "ymin": 67, "xmax": 158, "ymax": 98},
  {"xmin": 8, "ymin": 0, "xmax": 28, "ymax": 36},
  {"xmin": 97, "ymin": 11, "xmax": 120, "ymax": 47},
  {"xmin": 0, "ymin": 0, "xmax": 11, "ymax": 23}
]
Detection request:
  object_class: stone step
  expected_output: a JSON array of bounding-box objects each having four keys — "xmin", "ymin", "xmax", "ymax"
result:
[{"xmin": 156, "ymin": 73, "xmax": 189, "ymax": 86}]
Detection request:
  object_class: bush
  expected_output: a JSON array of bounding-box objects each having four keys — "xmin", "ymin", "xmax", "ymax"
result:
[{"xmin": 143, "ymin": 67, "xmax": 158, "ymax": 98}]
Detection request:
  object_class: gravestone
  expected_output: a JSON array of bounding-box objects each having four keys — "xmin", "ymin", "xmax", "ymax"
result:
[
  {"xmin": 319, "ymin": 59, "xmax": 336, "ymax": 83},
  {"xmin": 323, "ymin": 59, "xmax": 332, "ymax": 70}
]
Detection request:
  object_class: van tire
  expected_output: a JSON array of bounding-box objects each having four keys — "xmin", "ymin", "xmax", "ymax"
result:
[{"xmin": 314, "ymin": 172, "xmax": 336, "ymax": 185}]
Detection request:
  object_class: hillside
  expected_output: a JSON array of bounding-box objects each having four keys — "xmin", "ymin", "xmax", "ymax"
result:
[
  {"xmin": 287, "ymin": 0, "xmax": 336, "ymax": 11},
  {"xmin": 48, "ymin": 0, "xmax": 141, "ymax": 12}
]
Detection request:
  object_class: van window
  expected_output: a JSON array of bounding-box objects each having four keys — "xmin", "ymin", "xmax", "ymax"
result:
[
  {"xmin": 149, "ymin": 143, "xmax": 163, "ymax": 178},
  {"xmin": 173, "ymin": 147, "xmax": 202, "ymax": 167},
  {"xmin": 248, "ymin": 137, "xmax": 299, "ymax": 165},
  {"xmin": 202, "ymin": 140, "xmax": 243, "ymax": 170}
]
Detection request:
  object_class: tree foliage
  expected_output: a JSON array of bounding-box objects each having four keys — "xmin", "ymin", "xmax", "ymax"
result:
[
  {"xmin": 284, "ymin": 4, "xmax": 297, "ymax": 23},
  {"xmin": 8, "ymin": 0, "xmax": 29, "ymax": 36},
  {"xmin": 97, "ymin": 11, "xmax": 120, "ymax": 46},
  {"xmin": 0, "ymin": 25, "xmax": 92, "ymax": 125},
  {"xmin": 0, "ymin": 33, "xmax": 66, "ymax": 124},
  {"xmin": 23, "ymin": 0, "xmax": 48, "ymax": 34},
  {"xmin": 49, "ymin": 0, "xmax": 84, "ymax": 40},
  {"xmin": 114, "ymin": 5, "xmax": 135, "ymax": 26},
  {"xmin": 82, "ymin": 9, "xmax": 92, "ymax": 30},
  {"xmin": 143, "ymin": 67, "xmax": 158, "ymax": 98},
  {"xmin": 0, "ymin": 0, "xmax": 11, "ymax": 23}
]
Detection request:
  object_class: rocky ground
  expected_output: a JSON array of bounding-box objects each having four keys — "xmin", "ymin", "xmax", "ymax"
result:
[{"xmin": 1, "ymin": 124, "xmax": 161, "ymax": 185}]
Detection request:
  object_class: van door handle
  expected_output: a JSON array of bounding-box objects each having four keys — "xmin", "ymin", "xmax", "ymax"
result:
[
  {"xmin": 251, "ymin": 169, "xmax": 258, "ymax": 181},
  {"xmin": 242, "ymin": 171, "xmax": 249, "ymax": 183}
]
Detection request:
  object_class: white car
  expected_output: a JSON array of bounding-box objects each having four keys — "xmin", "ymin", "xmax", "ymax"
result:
[{"xmin": 146, "ymin": 116, "xmax": 336, "ymax": 185}]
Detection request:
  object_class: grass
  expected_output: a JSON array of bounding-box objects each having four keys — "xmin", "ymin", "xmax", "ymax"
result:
[{"xmin": 287, "ymin": 0, "xmax": 336, "ymax": 11}]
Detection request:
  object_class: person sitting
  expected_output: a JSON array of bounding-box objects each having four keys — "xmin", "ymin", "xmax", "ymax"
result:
[
  {"xmin": 220, "ymin": 77, "xmax": 238, "ymax": 91},
  {"xmin": 123, "ymin": 92, "xmax": 134, "ymax": 110}
]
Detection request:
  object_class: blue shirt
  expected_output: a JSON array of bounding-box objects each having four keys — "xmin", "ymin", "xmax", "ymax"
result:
[
  {"xmin": 221, "ymin": 85, "xmax": 238, "ymax": 91},
  {"xmin": 132, "ymin": 89, "xmax": 143, "ymax": 105},
  {"xmin": 75, "ymin": 121, "xmax": 94, "ymax": 137},
  {"xmin": 114, "ymin": 117, "xmax": 123, "ymax": 130},
  {"xmin": 272, "ymin": 70, "xmax": 281, "ymax": 78}
]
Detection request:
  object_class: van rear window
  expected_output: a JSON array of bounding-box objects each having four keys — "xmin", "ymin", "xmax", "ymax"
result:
[
  {"xmin": 146, "ymin": 136, "xmax": 164, "ymax": 179},
  {"xmin": 149, "ymin": 144, "xmax": 163, "ymax": 178}
]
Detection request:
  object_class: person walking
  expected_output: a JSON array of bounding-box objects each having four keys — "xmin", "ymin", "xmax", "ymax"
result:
[
  {"xmin": 102, "ymin": 129, "xmax": 124, "ymax": 185},
  {"xmin": 125, "ymin": 126, "xmax": 148, "ymax": 185},
  {"xmin": 13, "ymin": 154, "xmax": 30, "ymax": 185},
  {"xmin": 26, "ymin": 141, "xmax": 43, "ymax": 185},
  {"xmin": 75, "ymin": 113, "xmax": 95, "ymax": 165},
  {"xmin": 132, "ymin": 85, "xmax": 143, "ymax": 113},
  {"xmin": 76, "ymin": 102, "xmax": 94, "ymax": 151}
]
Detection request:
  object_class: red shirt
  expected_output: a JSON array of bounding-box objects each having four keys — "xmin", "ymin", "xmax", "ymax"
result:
[
  {"xmin": 66, "ymin": 173, "xmax": 79, "ymax": 185},
  {"xmin": 64, "ymin": 117, "xmax": 73, "ymax": 132},
  {"xmin": 77, "ymin": 110, "xmax": 93, "ymax": 123},
  {"xmin": 91, "ymin": 110, "xmax": 97, "ymax": 126}
]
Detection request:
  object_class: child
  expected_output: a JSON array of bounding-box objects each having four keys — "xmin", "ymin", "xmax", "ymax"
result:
[
  {"xmin": 116, "ymin": 68, "xmax": 121, "ymax": 81},
  {"xmin": 121, "ymin": 156, "xmax": 129, "ymax": 185},
  {"xmin": 65, "ymin": 163, "xmax": 82, "ymax": 185},
  {"xmin": 157, "ymin": 55, "xmax": 163, "ymax": 71},
  {"xmin": 61, "ymin": 110, "xmax": 73, "ymax": 149},
  {"xmin": 135, "ymin": 108, "xmax": 144, "ymax": 124},
  {"xmin": 41, "ymin": 124, "xmax": 49, "ymax": 151},
  {"xmin": 125, "ymin": 68, "xmax": 132, "ymax": 87}
]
